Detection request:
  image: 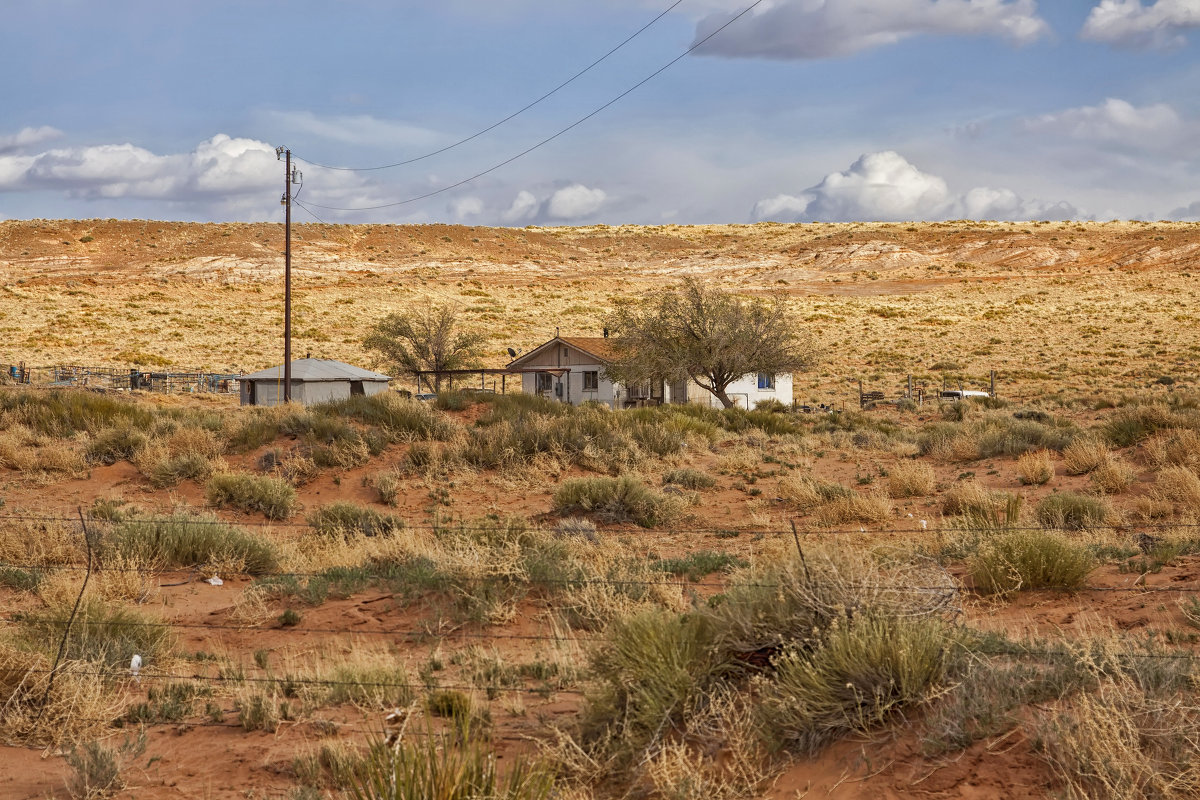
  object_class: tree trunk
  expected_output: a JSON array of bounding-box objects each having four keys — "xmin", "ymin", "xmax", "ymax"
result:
[{"xmin": 712, "ymin": 386, "xmax": 736, "ymax": 408}]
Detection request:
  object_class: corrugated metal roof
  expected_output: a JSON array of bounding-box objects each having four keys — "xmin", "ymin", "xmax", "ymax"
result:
[{"xmin": 238, "ymin": 359, "xmax": 391, "ymax": 382}]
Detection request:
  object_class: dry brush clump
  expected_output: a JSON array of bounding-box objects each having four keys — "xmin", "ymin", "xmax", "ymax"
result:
[
  {"xmin": 886, "ymin": 459, "xmax": 936, "ymax": 498},
  {"xmin": 1145, "ymin": 428, "xmax": 1200, "ymax": 472},
  {"xmin": 552, "ymin": 475, "xmax": 687, "ymax": 528},
  {"xmin": 559, "ymin": 544, "xmax": 958, "ymax": 791},
  {"xmin": 104, "ymin": 512, "xmax": 280, "ymax": 575},
  {"xmin": 1016, "ymin": 449, "xmax": 1055, "ymax": 486},
  {"xmin": 205, "ymin": 471, "xmax": 298, "ymax": 520},
  {"xmin": 969, "ymin": 529, "xmax": 1095, "ymax": 595},
  {"xmin": 778, "ymin": 473, "xmax": 892, "ymax": 525}
]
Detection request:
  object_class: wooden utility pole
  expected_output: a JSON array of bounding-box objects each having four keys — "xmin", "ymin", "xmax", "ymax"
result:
[{"xmin": 278, "ymin": 147, "xmax": 293, "ymax": 403}]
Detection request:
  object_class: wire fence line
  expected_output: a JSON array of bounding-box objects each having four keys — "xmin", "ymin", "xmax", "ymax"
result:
[
  {"xmin": 1, "ymin": 560, "xmax": 1194, "ymax": 594},
  {"xmin": 4, "ymin": 511, "xmax": 1200, "ymax": 536},
  {"xmin": 15, "ymin": 666, "xmax": 589, "ymax": 696}
]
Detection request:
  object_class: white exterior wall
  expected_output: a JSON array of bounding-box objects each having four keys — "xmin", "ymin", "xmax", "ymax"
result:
[
  {"xmin": 521, "ymin": 365, "xmax": 615, "ymax": 407},
  {"xmin": 684, "ymin": 372, "xmax": 794, "ymax": 409},
  {"xmin": 243, "ymin": 379, "xmax": 390, "ymax": 406}
]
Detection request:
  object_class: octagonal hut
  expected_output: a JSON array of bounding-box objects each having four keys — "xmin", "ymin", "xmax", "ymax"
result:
[{"xmin": 237, "ymin": 358, "xmax": 391, "ymax": 406}]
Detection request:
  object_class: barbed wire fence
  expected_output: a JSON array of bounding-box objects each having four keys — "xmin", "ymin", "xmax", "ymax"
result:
[{"xmin": 6, "ymin": 509, "xmax": 1200, "ymax": 740}]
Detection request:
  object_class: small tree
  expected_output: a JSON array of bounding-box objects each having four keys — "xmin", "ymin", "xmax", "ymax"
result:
[
  {"xmin": 363, "ymin": 306, "xmax": 485, "ymax": 392},
  {"xmin": 604, "ymin": 279, "xmax": 818, "ymax": 408}
]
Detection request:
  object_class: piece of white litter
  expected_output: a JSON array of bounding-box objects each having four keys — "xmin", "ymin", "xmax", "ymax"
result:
[
  {"xmin": 920, "ymin": 520, "xmax": 928, "ymax": 530},
  {"xmin": 205, "ymin": 576, "xmax": 223, "ymax": 586},
  {"xmin": 907, "ymin": 513, "xmax": 914, "ymax": 518},
  {"xmin": 130, "ymin": 654, "xmax": 142, "ymax": 683}
]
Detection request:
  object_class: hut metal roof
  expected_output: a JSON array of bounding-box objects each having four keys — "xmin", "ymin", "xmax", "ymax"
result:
[{"xmin": 238, "ymin": 359, "xmax": 391, "ymax": 382}]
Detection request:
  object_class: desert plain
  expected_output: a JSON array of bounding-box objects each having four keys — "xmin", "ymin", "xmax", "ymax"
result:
[{"xmin": 0, "ymin": 218, "xmax": 1199, "ymax": 799}]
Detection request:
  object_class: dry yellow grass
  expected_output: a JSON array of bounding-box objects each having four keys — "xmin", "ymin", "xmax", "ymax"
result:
[
  {"xmin": 886, "ymin": 460, "xmax": 936, "ymax": 497},
  {"xmin": 3, "ymin": 219, "xmax": 1199, "ymax": 406},
  {"xmin": 1016, "ymin": 450, "xmax": 1054, "ymax": 486}
]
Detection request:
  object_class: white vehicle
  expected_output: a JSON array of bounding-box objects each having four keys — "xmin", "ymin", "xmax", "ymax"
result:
[{"xmin": 939, "ymin": 390, "xmax": 992, "ymax": 400}]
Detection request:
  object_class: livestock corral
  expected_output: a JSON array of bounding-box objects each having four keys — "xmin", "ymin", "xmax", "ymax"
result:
[{"xmin": 1, "ymin": 219, "xmax": 1200, "ymax": 799}]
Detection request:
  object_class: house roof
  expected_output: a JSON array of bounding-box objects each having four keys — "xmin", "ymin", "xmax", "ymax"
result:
[
  {"xmin": 506, "ymin": 336, "xmax": 618, "ymax": 368},
  {"xmin": 238, "ymin": 358, "xmax": 391, "ymax": 382}
]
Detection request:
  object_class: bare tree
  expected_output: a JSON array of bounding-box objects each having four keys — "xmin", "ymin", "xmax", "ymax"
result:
[
  {"xmin": 604, "ymin": 279, "xmax": 818, "ymax": 408},
  {"xmin": 363, "ymin": 305, "xmax": 486, "ymax": 392}
]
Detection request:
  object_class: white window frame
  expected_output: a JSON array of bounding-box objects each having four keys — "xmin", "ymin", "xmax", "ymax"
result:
[
  {"xmin": 757, "ymin": 372, "xmax": 776, "ymax": 390},
  {"xmin": 583, "ymin": 371, "xmax": 599, "ymax": 391}
]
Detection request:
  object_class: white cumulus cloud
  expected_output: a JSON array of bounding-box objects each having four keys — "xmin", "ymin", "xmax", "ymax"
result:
[
  {"xmin": 449, "ymin": 195, "xmax": 484, "ymax": 221},
  {"xmin": 0, "ymin": 126, "xmax": 63, "ymax": 155},
  {"xmin": 1022, "ymin": 97, "xmax": 1184, "ymax": 144},
  {"xmin": 753, "ymin": 151, "xmax": 1079, "ymax": 222},
  {"xmin": 692, "ymin": 0, "xmax": 1049, "ymax": 59},
  {"xmin": 961, "ymin": 186, "xmax": 1078, "ymax": 220},
  {"xmin": 502, "ymin": 190, "xmax": 539, "ymax": 223},
  {"xmin": 0, "ymin": 134, "xmax": 278, "ymax": 199},
  {"xmin": 1081, "ymin": 0, "xmax": 1200, "ymax": 50},
  {"xmin": 546, "ymin": 183, "xmax": 607, "ymax": 219}
]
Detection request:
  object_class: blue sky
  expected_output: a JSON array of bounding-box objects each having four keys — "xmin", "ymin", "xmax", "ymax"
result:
[{"xmin": 3, "ymin": 0, "xmax": 1199, "ymax": 224}]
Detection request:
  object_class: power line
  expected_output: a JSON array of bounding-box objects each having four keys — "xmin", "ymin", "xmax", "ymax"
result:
[
  {"xmin": 302, "ymin": 0, "xmax": 768, "ymax": 213},
  {"xmin": 294, "ymin": 0, "xmax": 684, "ymax": 173}
]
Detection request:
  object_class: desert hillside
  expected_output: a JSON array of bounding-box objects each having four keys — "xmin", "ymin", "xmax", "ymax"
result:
[{"xmin": 2, "ymin": 218, "xmax": 1198, "ymax": 401}]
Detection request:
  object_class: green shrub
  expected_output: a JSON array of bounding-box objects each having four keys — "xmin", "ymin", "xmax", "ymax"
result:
[
  {"xmin": 0, "ymin": 566, "xmax": 42, "ymax": 591},
  {"xmin": 86, "ymin": 425, "xmax": 148, "ymax": 465},
  {"xmin": 108, "ymin": 513, "xmax": 279, "ymax": 575},
  {"xmin": 147, "ymin": 451, "xmax": 215, "ymax": 487},
  {"xmin": 662, "ymin": 468, "xmax": 716, "ymax": 490},
  {"xmin": 652, "ymin": 550, "xmax": 747, "ymax": 581},
  {"xmin": 1103, "ymin": 404, "xmax": 1179, "ymax": 447},
  {"xmin": 426, "ymin": 690, "xmax": 473, "ymax": 719},
  {"xmin": 970, "ymin": 530, "xmax": 1094, "ymax": 594},
  {"xmin": 324, "ymin": 663, "xmax": 414, "ymax": 709},
  {"xmin": 1035, "ymin": 492, "xmax": 1109, "ymax": 530},
  {"xmin": 65, "ymin": 731, "xmax": 146, "ymax": 799},
  {"xmin": 18, "ymin": 596, "xmax": 174, "ymax": 669},
  {"xmin": 308, "ymin": 502, "xmax": 405, "ymax": 537},
  {"xmin": 205, "ymin": 472, "xmax": 297, "ymax": 520},
  {"xmin": 324, "ymin": 393, "xmax": 455, "ymax": 440},
  {"xmin": 346, "ymin": 727, "xmax": 554, "ymax": 800},
  {"xmin": 552, "ymin": 476, "xmax": 684, "ymax": 527},
  {"xmin": 0, "ymin": 389, "xmax": 154, "ymax": 438},
  {"xmin": 759, "ymin": 614, "xmax": 952, "ymax": 754},
  {"xmin": 582, "ymin": 609, "xmax": 721, "ymax": 763}
]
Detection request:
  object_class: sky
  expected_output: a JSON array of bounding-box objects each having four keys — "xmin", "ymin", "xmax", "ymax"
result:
[{"xmin": 2, "ymin": 0, "xmax": 1200, "ymax": 225}]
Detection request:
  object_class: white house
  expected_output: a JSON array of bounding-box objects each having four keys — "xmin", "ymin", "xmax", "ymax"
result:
[{"xmin": 505, "ymin": 336, "xmax": 792, "ymax": 410}]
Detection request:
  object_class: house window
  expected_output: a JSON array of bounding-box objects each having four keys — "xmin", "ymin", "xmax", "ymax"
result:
[
  {"xmin": 757, "ymin": 372, "xmax": 776, "ymax": 390},
  {"xmin": 583, "ymin": 371, "xmax": 599, "ymax": 391},
  {"xmin": 536, "ymin": 372, "xmax": 554, "ymax": 392}
]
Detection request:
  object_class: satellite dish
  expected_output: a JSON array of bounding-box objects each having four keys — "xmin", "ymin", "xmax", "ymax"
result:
[{"xmin": 506, "ymin": 347, "xmax": 518, "ymax": 359}]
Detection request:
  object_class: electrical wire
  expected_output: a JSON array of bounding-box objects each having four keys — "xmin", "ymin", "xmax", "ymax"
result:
[
  {"xmin": 301, "ymin": 0, "xmax": 768, "ymax": 212},
  {"xmin": 294, "ymin": 0, "xmax": 684, "ymax": 172}
]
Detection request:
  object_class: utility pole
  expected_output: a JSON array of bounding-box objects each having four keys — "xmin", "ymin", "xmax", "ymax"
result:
[{"xmin": 276, "ymin": 146, "xmax": 298, "ymax": 403}]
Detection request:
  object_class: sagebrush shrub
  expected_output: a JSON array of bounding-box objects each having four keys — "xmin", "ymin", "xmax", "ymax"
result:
[
  {"xmin": 552, "ymin": 475, "xmax": 684, "ymax": 527},
  {"xmin": 970, "ymin": 530, "xmax": 1094, "ymax": 594},
  {"xmin": 1036, "ymin": 492, "xmax": 1110, "ymax": 530},
  {"xmin": 206, "ymin": 472, "xmax": 297, "ymax": 520}
]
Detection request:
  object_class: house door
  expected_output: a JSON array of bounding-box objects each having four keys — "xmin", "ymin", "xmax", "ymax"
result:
[{"xmin": 669, "ymin": 380, "xmax": 688, "ymax": 404}]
